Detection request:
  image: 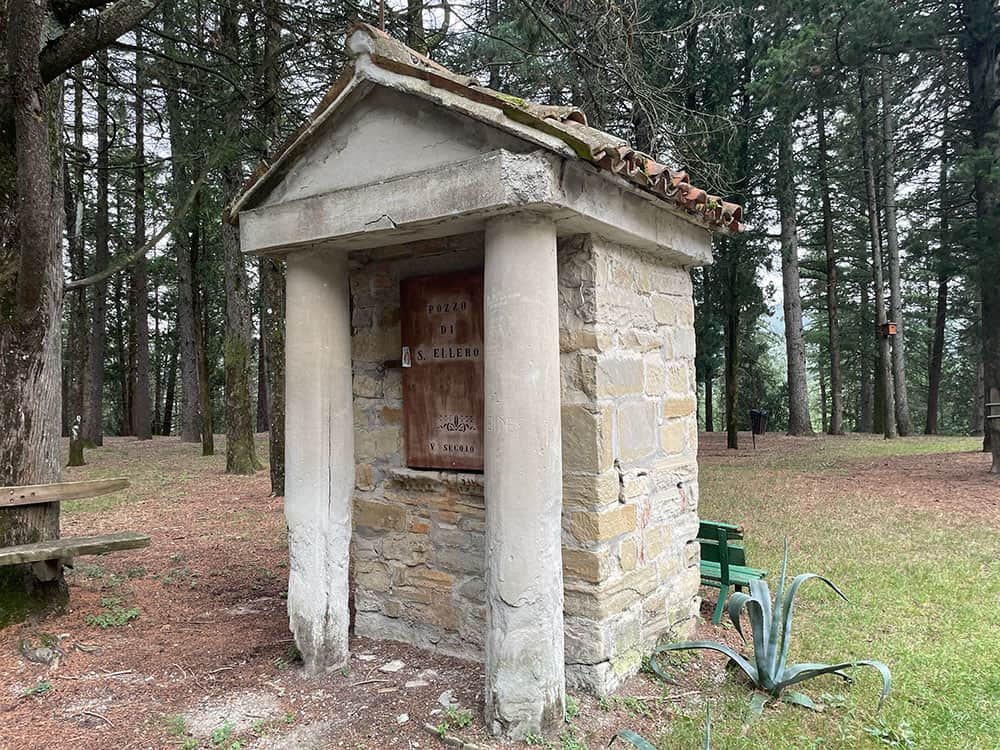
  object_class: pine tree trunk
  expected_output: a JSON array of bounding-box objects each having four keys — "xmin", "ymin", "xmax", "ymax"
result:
[
  {"xmin": 83, "ymin": 51, "xmax": 110, "ymax": 447},
  {"xmin": 880, "ymin": 69, "xmax": 912, "ymax": 436},
  {"xmin": 0, "ymin": 0, "xmax": 68, "ymax": 623},
  {"xmin": 221, "ymin": 169, "xmax": 261, "ymax": 475},
  {"xmin": 859, "ymin": 70, "xmax": 896, "ymax": 439},
  {"xmin": 256, "ymin": 334, "xmax": 268, "ymax": 433},
  {"xmin": 407, "ymin": 0, "xmax": 426, "ymax": 53},
  {"xmin": 153, "ymin": 285, "xmax": 162, "ymax": 432},
  {"xmin": 192, "ymin": 221, "xmax": 214, "ymax": 456},
  {"xmin": 859, "ymin": 279, "xmax": 874, "ymax": 432},
  {"xmin": 256, "ymin": 0, "xmax": 285, "ymax": 494},
  {"xmin": 220, "ymin": 5, "xmax": 261, "ymax": 476},
  {"xmin": 873, "ymin": 351, "xmax": 885, "ymax": 435},
  {"xmin": 725, "ymin": 309, "xmax": 739, "ymax": 449},
  {"xmin": 162, "ymin": 339, "xmax": 178, "ymax": 436},
  {"xmin": 261, "ymin": 256, "xmax": 285, "ymax": 494},
  {"xmin": 705, "ymin": 375, "xmax": 714, "ymax": 432},
  {"xmin": 114, "ymin": 272, "xmax": 131, "ymax": 435},
  {"xmin": 777, "ymin": 121, "xmax": 813, "ymax": 435},
  {"xmin": 960, "ymin": 0, "xmax": 1000, "ymax": 472},
  {"xmin": 974, "ymin": 355, "xmax": 985, "ymax": 436},
  {"xmin": 819, "ymin": 365, "xmax": 828, "ymax": 434},
  {"xmin": 130, "ymin": 33, "xmax": 152, "ymax": 440},
  {"xmin": 164, "ymin": 52, "xmax": 202, "ymax": 443},
  {"xmin": 177, "ymin": 214, "xmax": 201, "ymax": 442},
  {"xmin": 925, "ymin": 274, "xmax": 948, "ymax": 434},
  {"xmin": 65, "ymin": 68, "xmax": 88, "ymax": 465},
  {"xmin": 816, "ymin": 96, "xmax": 844, "ymax": 434},
  {"xmin": 927, "ymin": 112, "xmax": 951, "ymax": 435}
]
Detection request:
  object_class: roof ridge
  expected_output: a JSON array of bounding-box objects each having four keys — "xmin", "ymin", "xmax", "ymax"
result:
[{"xmin": 229, "ymin": 24, "xmax": 743, "ymax": 233}]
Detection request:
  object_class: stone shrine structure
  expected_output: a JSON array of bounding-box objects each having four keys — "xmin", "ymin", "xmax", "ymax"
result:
[{"xmin": 228, "ymin": 24, "xmax": 742, "ymax": 739}]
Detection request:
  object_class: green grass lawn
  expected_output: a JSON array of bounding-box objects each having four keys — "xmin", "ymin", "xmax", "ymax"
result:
[{"xmin": 653, "ymin": 435, "xmax": 999, "ymax": 750}]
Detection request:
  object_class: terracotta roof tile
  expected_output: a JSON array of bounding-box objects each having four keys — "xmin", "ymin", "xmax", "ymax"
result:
[{"xmin": 230, "ymin": 24, "xmax": 743, "ymax": 233}]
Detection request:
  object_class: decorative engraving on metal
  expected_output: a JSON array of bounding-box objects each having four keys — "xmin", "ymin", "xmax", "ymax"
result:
[{"xmin": 401, "ymin": 270, "xmax": 484, "ymax": 470}]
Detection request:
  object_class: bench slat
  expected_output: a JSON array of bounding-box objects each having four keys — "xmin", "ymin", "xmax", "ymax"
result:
[
  {"xmin": 700, "ymin": 560, "xmax": 767, "ymax": 586},
  {"xmin": 2, "ymin": 478, "xmax": 130, "ymax": 508},
  {"xmin": 698, "ymin": 520, "xmax": 744, "ymax": 541},
  {"xmin": 698, "ymin": 539, "xmax": 749, "ymax": 566},
  {"xmin": 0, "ymin": 532, "xmax": 149, "ymax": 566}
]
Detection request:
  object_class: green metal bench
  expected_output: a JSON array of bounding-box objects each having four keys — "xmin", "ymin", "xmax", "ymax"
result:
[{"xmin": 698, "ymin": 519, "xmax": 767, "ymax": 624}]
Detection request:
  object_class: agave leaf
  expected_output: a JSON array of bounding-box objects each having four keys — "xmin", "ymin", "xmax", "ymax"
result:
[
  {"xmin": 645, "ymin": 652, "xmax": 678, "ymax": 685},
  {"xmin": 776, "ymin": 572, "xmax": 849, "ymax": 673},
  {"xmin": 611, "ymin": 730, "xmax": 658, "ymax": 750},
  {"xmin": 743, "ymin": 597, "xmax": 775, "ymax": 692},
  {"xmin": 748, "ymin": 692, "xmax": 769, "ymax": 720},
  {"xmin": 766, "ymin": 540, "xmax": 791, "ymax": 676},
  {"xmin": 782, "ymin": 690, "xmax": 819, "ymax": 711},
  {"xmin": 727, "ymin": 583, "xmax": 776, "ymax": 692},
  {"xmin": 726, "ymin": 591, "xmax": 753, "ymax": 641},
  {"xmin": 655, "ymin": 641, "xmax": 759, "ymax": 686},
  {"xmin": 726, "ymin": 591, "xmax": 750, "ymax": 641},
  {"xmin": 748, "ymin": 578, "xmax": 772, "ymax": 646},
  {"xmin": 779, "ymin": 660, "xmax": 892, "ymax": 709}
]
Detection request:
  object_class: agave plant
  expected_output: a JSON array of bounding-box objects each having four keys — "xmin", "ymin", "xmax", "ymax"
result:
[{"xmin": 651, "ymin": 541, "xmax": 891, "ymax": 713}]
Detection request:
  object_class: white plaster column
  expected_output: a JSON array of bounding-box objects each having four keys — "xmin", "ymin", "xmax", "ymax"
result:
[
  {"xmin": 483, "ymin": 214, "xmax": 566, "ymax": 738},
  {"xmin": 284, "ymin": 248, "xmax": 354, "ymax": 673}
]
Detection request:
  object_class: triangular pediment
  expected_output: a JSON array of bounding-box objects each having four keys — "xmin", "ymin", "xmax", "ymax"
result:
[
  {"xmin": 230, "ymin": 24, "xmax": 741, "ymax": 234},
  {"xmin": 254, "ymin": 84, "xmax": 536, "ymax": 210}
]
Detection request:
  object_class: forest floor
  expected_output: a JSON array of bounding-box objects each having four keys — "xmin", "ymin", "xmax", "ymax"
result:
[{"xmin": 0, "ymin": 432, "xmax": 996, "ymax": 750}]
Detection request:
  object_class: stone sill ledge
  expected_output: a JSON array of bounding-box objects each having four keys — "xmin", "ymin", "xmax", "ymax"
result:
[{"xmin": 388, "ymin": 467, "xmax": 484, "ymax": 496}]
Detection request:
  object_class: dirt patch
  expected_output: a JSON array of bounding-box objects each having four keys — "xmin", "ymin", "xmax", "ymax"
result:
[
  {"xmin": 2, "ymin": 433, "xmax": 989, "ymax": 748},
  {"xmin": 698, "ymin": 431, "xmax": 999, "ymax": 525},
  {"xmin": 183, "ymin": 689, "xmax": 285, "ymax": 738},
  {"xmin": 837, "ymin": 451, "xmax": 999, "ymax": 523},
  {"xmin": 1, "ymin": 436, "xmax": 722, "ymax": 750}
]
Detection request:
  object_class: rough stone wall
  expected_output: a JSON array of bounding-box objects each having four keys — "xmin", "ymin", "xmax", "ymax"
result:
[
  {"xmin": 348, "ymin": 232, "xmax": 701, "ymax": 690},
  {"xmin": 349, "ymin": 234, "xmax": 488, "ymax": 660},
  {"xmin": 557, "ymin": 234, "xmax": 701, "ymax": 695}
]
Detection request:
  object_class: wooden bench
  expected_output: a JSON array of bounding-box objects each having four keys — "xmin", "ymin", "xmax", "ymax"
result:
[
  {"xmin": 698, "ymin": 519, "xmax": 767, "ymax": 625},
  {"xmin": 1, "ymin": 478, "xmax": 149, "ymax": 581}
]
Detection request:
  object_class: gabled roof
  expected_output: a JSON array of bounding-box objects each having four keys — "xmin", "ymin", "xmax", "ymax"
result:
[{"xmin": 228, "ymin": 24, "xmax": 743, "ymax": 234}]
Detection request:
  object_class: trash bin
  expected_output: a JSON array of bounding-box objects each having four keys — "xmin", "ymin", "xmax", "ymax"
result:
[
  {"xmin": 750, "ymin": 409, "xmax": 768, "ymax": 448},
  {"xmin": 750, "ymin": 409, "xmax": 768, "ymax": 435}
]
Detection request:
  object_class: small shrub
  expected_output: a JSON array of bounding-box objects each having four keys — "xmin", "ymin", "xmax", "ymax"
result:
[
  {"xmin": 210, "ymin": 721, "xmax": 234, "ymax": 745},
  {"xmin": 164, "ymin": 715, "xmax": 188, "ymax": 737},
  {"xmin": 560, "ymin": 725, "xmax": 587, "ymax": 750},
  {"xmin": 624, "ymin": 696, "xmax": 653, "ymax": 718},
  {"xmin": 865, "ymin": 720, "xmax": 916, "ymax": 748},
  {"xmin": 524, "ymin": 732, "xmax": 551, "ymax": 747},
  {"xmin": 80, "ymin": 564, "xmax": 106, "ymax": 580},
  {"xmin": 84, "ymin": 597, "xmax": 140, "ymax": 628},
  {"xmin": 21, "ymin": 681, "xmax": 52, "ymax": 698},
  {"xmin": 564, "ymin": 695, "xmax": 581, "ymax": 721},
  {"xmin": 445, "ymin": 706, "xmax": 473, "ymax": 728}
]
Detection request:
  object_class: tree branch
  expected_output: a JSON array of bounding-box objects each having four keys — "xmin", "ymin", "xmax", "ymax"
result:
[
  {"xmin": 52, "ymin": 0, "xmax": 113, "ymax": 23},
  {"xmin": 40, "ymin": 0, "xmax": 162, "ymax": 83},
  {"xmin": 65, "ymin": 167, "xmax": 206, "ymax": 291}
]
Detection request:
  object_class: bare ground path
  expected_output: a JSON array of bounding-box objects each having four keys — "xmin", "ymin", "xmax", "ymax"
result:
[{"xmin": 0, "ymin": 433, "xmax": 996, "ymax": 749}]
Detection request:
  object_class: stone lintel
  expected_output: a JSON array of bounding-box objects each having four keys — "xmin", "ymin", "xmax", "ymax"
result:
[{"xmin": 239, "ymin": 149, "xmax": 712, "ymax": 267}]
